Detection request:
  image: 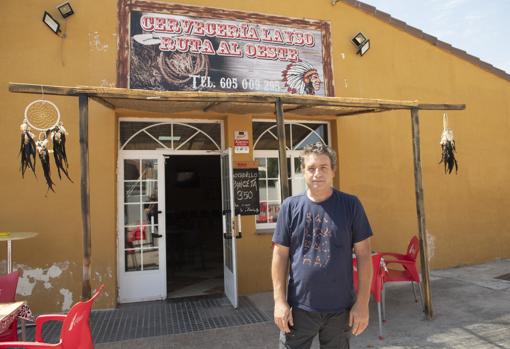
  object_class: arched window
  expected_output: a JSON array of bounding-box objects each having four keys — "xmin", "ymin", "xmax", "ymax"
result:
[
  {"xmin": 253, "ymin": 121, "xmax": 329, "ymax": 230},
  {"xmin": 119, "ymin": 121, "xmax": 222, "ymax": 151}
]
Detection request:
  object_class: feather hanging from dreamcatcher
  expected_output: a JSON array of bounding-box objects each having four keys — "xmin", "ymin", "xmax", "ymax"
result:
[
  {"xmin": 439, "ymin": 113, "xmax": 458, "ymax": 174},
  {"xmin": 36, "ymin": 135, "xmax": 55, "ymax": 193},
  {"xmin": 19, "ymin": 121, "xmax": 37, "ymax": 177},
  {"xmin": 51, "ymin": 123, "xmax": 72, "ymax": 182}
]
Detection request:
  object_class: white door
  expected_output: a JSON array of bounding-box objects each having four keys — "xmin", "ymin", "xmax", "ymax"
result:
[
  {"xmin": 118, "ymin": 155, "xmax": 167, "ymax": 302},
  {"xmin": 221, "ymin": 148, "xmax": 238, "ymax": 308}
]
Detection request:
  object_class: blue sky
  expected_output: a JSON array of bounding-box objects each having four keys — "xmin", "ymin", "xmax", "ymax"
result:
[{"xmin": 358, "ymin": 0, "xmax": 510, "ymax": 74}]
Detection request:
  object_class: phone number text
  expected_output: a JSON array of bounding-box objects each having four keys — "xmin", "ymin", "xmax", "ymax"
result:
[{"xmin": 190, "ymin": 74, "xmax": 282, "ymax": 92}]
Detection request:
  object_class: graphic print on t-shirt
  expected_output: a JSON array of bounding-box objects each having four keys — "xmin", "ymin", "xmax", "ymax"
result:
[{"xmin": 302, "ymin": 211, "xmax": 333, "ymax": 268}]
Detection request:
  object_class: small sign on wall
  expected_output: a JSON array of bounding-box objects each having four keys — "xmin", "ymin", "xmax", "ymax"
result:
[{"xmin": 234, "ymin": 130, "xmax": 249, "ymax": 154}]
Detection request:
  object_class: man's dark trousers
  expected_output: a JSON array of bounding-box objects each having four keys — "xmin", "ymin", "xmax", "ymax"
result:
[{"xmin": 279, "ymin": 308, "xmax": 351, "ymax": 349}]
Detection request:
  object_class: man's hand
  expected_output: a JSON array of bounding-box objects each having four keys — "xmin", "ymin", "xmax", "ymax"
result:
[
  {"xmin": 274, "ymin": 300, "xmax": 293, "ymax": 333},
  {"xmin": 349, "ymin": 300, "xmax": 369, "ymax": 336},
  {"xmin": 272, "ymin": 243, "xmax": 292, "ymax": 332},
  {"xmin": 351, "ymin": 237, "xmax": 372, "ymax": 336}
]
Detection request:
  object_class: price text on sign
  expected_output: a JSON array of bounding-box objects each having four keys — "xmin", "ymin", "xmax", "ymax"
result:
[{"xmin": 233, "ymin": 168, "xmax": 260, "ymax": 215}]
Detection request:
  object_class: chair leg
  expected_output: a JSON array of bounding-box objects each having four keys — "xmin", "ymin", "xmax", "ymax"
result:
[
  {"xmin": 382, "ymin": 287, "xmax": 387, "ymax": 323},
  {"xmin": 411, "ymin": 282, "xmax": 418, "ymax": 303},
  {"xmin": 377, "ymin": 302, "xmax": 384, "ymax": 340}
]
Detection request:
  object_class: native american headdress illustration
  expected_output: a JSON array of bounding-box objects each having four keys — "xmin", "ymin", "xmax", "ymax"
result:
[{"xmin": 281, "ymin": 61, "xmax": 321, "ymax": 95}]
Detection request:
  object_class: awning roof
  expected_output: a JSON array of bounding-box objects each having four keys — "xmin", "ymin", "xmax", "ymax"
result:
[
  {"xmin": 8, "ymin": 83, "xmax": 465, "ymax": 116},
  {"xmin": 8, "ymin": 81, "xmax": 466, "ymax": 317}
]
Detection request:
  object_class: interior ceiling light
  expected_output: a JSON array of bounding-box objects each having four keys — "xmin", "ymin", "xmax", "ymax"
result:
[{"xmin": 351, "ymin": 32, "xmax": 371, "ymax": 56}]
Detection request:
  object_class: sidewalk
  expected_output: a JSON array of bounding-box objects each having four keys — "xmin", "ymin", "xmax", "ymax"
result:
[{"xmin": 96, "ymin": 259, "xmax": 510, "ymax": 349}]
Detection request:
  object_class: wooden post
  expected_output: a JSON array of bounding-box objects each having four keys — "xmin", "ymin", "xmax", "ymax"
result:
[
  {"xmin": 410, "ymin": 108, "xmax": 433, "ymax": 319},
  {"xmin": 275, "ymin": 97, "xmax": 289, "ymax": 201},
  {"xmin": 79, "ymin": 94, "xmax": 92, "ymax": 300}
]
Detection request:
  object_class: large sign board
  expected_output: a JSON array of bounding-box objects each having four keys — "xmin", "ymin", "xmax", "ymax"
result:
[{"xmin": 118, "ymin": 1, "xmax": 333, "ymax": 96}]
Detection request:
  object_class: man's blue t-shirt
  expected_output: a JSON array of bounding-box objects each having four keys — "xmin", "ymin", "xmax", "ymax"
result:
[{"xmin": 272, "ymin": 189, "xmax": 373, "ymax": 313}]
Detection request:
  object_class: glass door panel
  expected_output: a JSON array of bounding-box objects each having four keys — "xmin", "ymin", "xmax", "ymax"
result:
[
  {"xmin": 221, "ymin": 148, "xmax": 238, "ymax": 308},
  {"xmin": 118, "ymin": 156, "xmax": 166, "ymax": 302}
]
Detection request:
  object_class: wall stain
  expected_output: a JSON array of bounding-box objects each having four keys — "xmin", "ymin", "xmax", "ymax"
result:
[
  {"xmin": 16, "ymin": 262, "xmax": 70, "ymax": 297},
  {"xmin": 427, "ymin": 231, "xmax": 436, "ymax": 261},
  {"xmin": 89, "ymin": 32, "xmax": 109, "ymax": 52},
  {"xmin": 59, "ymin": 288, "xmax": 73, "ymax": 311},
  {"xmin": 100, "ymin": 79, "xmax": 115, "ymax": 87}
]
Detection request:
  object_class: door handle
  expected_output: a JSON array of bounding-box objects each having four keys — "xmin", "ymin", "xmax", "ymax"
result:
[
  {"xmin": 223, "ymin": 232, "xmax": 242, "ymax": 239},
  {"xmin": 152, "ymin": 233, "xmax": 163, "ymax": 239}
]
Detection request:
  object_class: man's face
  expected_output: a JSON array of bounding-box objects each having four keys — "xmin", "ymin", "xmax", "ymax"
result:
[{"xmin": 302, "ymin": 153, "xmax": 335, "ymax": 193}]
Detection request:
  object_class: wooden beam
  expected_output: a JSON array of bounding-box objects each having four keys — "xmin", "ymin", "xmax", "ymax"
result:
[
  {"xmin": 79, "ymin": 94, "xmax": 92, "ymax": 300},
  {"xmin": 335, "ymin": 108, "xmax": 379, "ymax": 117},
  {"xmin": 410, "ymin": 108, "xmax": 433, "ymax": 320},
  {"xmin": 8, "ymin": 83, "xmax": 466, "ymax": 117},
  {"xmin": 283, "ymin": 104, "xmax": 311, "ymax": 113},
  {"xmin": 417, "ymin": 103, "xmax": 466, "ymax": 110},
  {"xmin": 9, "ymin": 83, "xmax": 420, "ymax": 109},
  {"xmin": 90, "ymin": 96, "xmax": 115, "ymax": 110},
  {"xmin": 203, "ymin": 101, "xmax": 222, "ymax": 112},
  {"xmin": 275, "ymin": 98, "xmax": 289, "ymax": 201},
  {"xmin": 9, "ymin": 83, "xmax": 79, "ymax": 96}
]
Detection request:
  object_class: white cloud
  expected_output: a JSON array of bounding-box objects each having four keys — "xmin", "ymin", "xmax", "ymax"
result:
[{"xmin": 436, "ymin": 0, "xmax": 468, "ymax": 10}]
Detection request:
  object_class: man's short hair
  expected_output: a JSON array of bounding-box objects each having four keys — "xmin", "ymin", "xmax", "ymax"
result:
[{"xmin": 301, "ymin": 142, "xmax": 337, "ymax": 169}]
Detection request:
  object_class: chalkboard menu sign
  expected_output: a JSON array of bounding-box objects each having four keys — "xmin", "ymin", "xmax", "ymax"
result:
[{"xmin": 233, "ymin": 168, "xmax": 260, "ymax": 215}]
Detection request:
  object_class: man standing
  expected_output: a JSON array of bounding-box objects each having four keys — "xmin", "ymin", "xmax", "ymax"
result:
[{"xmin": 272, "ymin": 142, "xmax": 373, "ymax": 349}]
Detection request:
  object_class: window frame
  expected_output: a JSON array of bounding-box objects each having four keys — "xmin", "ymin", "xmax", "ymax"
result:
[{"xmin": 119, "ymin": 118, "xmax": 223, "ymax": 151}]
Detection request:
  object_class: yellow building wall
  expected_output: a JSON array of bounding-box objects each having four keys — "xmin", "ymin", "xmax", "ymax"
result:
[
  {"xmin": 332, "ymin": 6, "xmax": 510, "ymax": 268},
  {"xmin": 0, "ymin": 0, "xmax": 119, "ymax": 312},
  {"xmin": 0, "ymin": 0, "xmax": 509, "ymax": 312}
]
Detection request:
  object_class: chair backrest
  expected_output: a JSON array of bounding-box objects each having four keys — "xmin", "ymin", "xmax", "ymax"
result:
[
  {"xmin": 406, "ymin": 236, "xmax": 420, "ymax": 260},
  {"xmin": 370, "ymin": 253, "xmax": 385, "ymax": 303},
  {"xmin": 60, "ymin": 284, "xmax": 104, "ymax": 349},
  {"xmin": 0, "ymin": 271, "xmax": 19, "ymax": 302},
  {"xmin": 352, "ymin": 254, "xmax": 385, "ymax": 303}
]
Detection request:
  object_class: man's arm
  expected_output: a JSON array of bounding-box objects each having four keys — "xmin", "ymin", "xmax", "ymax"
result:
[
  {"xmin": 272, "ymin": 243, "xmax": 293, "ymax": 333},
  {"xmin": 350, "ymin": 237, "xmax": 372, "ymax": 336}
]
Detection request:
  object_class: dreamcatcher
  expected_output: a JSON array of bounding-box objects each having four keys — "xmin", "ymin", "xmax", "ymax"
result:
[
  {"xmin": 19, "ymin": 91, "xmax": 71, "ymax": 193},
  {"xmin": 439, "ymin": 113, "xmax": 458, "ymax": 174},
  {"xmin": 158, "ymin": 51, "xmax": 208, "ymax": 85}
]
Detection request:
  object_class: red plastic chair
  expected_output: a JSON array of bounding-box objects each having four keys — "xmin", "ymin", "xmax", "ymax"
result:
[
  {"xmin": 381, "ymin": 236, "xmax": 423, "ymax": 310},
  {"xmin": 0, "ymin": 284, "xmax": 104, "ymax": 349},
  {"xmin": 0, "ymin": 271, "xmax": 20, "ymax": 342},
  {"xmin": 353, "ymin": 253, "xmax": 385, "ymax": 339}
]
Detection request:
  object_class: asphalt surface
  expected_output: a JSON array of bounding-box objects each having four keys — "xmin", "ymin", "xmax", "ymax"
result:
[{"xmin": 95, "ymin": 259, "xmax": 510, "ymax": 349}]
